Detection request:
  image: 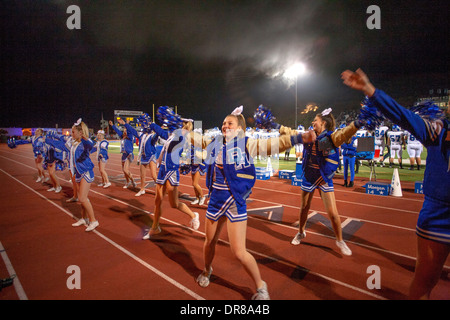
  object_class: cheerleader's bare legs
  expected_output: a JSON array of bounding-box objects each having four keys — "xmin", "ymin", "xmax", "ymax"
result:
[
  {"xmin": 191, "ymin": 170, "xmax": 205, "ymax": 205},
  {"xmin": 145, "ymin": 180, "xmax": 199, "ymax": 239},
  {"xmin": 122, "ymin": 157, "xmax": 135, "ymax": 188},
  {"xmin": 98, "ymin": 160, "xmax": 110, "ymax": 187},
  {"xmin": 46, "ymin": 163, "xmax": 61, "ymax": 192},
  {"xmin": 77, "ymin": 178, "xmax": 98, "ymax": 232},
  {"xmin": 409, "ymin": 237, "xmax": 450, "ymax": 299},
  {"xmin": 136, "ymin": 161, "xmax": 156, "ymax": 196},
  {"xmin": 199, "ymin": 216, "xmax": 268, "ymax": 299},
  {"xmin": 66, "ymin": 171, "xmax": 79, "ymax": 202},
  {"xmin": 292, "ymin": 189, "xmax": 352, "ymax": 256},
  {"xmin": 35, "ymin": 155, "xmax": 46, "ymax": 182}
]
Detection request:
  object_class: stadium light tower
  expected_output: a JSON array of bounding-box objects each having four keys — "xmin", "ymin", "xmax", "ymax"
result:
[{"xmin": 283, "ymin": 62, "xmax": 307, "ymax": 128}]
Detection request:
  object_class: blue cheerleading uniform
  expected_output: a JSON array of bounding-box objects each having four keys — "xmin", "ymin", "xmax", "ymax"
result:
[
  {"xmin": 189, "ymin": 144, "xmax": 206, "ymax": 175},
  {"xmin": 70, "ymin": 138, "xmax": 95, "ymax": 183},
  {"xmin": 125, "ymin": 123, "xmax": 158, "ymax": 165},
  {"xmin": 32, "ymin": 135, "xmax": 45, "ymax": 158},
  {"xmin": 91, "ymin": 139, "xmax": 109, "ymax": 163},
  {"xmin": 301, "ymin": 130, "xmax": 341, "ymax": 193},
  {"xmin": 43, "ymin": 137, "xmax": 67, "ymax": 171},
  {"xmin": 204, "ymin": 135, "xmax": 256, "ymax": 223},
  {"xmin": 111, "ymin": 124, "xmax": 135, "ymax": 163},
  {"xmin": 369, "ymin": 89, "xmax": 450, "ymax": 244},
  {"xmin": 150, "ymin": 123, "xmax": 186, "ymax": 186}
]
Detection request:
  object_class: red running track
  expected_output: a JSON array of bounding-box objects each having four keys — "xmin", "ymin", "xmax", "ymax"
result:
[{"xmin": 0, "ymin": 144, "xmax": 448, "ymax": 301}]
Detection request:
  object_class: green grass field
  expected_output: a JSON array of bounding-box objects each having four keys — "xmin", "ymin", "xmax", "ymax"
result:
[{"xmin": 107, "ymin": 141, "xmax": 425, "ymax": 182}]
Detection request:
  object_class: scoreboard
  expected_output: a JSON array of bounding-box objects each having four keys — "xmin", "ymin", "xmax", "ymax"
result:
[{"xmin": 114, "ymin": 110, "xmax": 144, "ymax": 129}]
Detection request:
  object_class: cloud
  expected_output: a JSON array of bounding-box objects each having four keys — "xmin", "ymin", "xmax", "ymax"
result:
[{"xmin": 73, "ymin": 1, "xmax": 328, "ymax": 76}]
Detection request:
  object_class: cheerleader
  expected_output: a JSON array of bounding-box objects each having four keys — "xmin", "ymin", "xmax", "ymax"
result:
[
  {"xmin": 46, "ymin": 131, "xmax": 78, "ymax": 202},
  {"xmin": 124, "ymin": 115, "xmax": 158, "ymax": 196},
  {"xmin": 32, "ymin": 128, "xmax": 48, "ymax": 183},
  {"xmin": 185, "ymin": 122, "xmax": 206, "ymax": 206},
  {"xmin": 110, "ymin": 119, "xmax": 136, "ymax": 189},
  {"xmin": 342, "ymin": 68, "xmax": 450, "ymax": 299},
  {"xmin": 92, "ymin": 130, "xmax": 111, "ymax": 188},
  {"xmin": 142, "ymin": 108, "xmax": 200, "ymax": 240},
  {"xmin": 291, "ymin": 108, "xmax": 363, "ymax": 256},
  {"xmin": 42, "ymin": 137, "xmax": 63, "ymax": 193},
  {"xmin": 69, "ymin": 119, "xmax": 99, "ymax": 232},
  {"xmin": 196, "ymin": 106, "xmax": 315, "ymax": 300}
]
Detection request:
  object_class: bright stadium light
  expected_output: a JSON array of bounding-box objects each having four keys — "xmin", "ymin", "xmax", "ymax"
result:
[
  {"xmin": 283, "ymin": 62, "xmax": 307, "ymax": 80},
  {"xmin": 283, "ymin": 62, "xmax": 307, "ymax": 127}
]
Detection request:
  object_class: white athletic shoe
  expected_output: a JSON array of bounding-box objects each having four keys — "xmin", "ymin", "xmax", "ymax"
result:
[
  {"xmin": 291, "ymin": 232, "xmax": 306, "ymax": 245},
  {"xmin": 191, "ymin": 198, "xmax": 199, "ymax": 205},
  {"xmin": 55, "ymin": 186, "xmax": 62, "ymax": 193},
  {"xmin": 36, "ymin": 177, "xmax": 42, "ymax": 183},
  {"xmin": 190, "ymin": 212, "xmax": 200, "ymax": 230},
  {"xmin": 66, "ymin": 197, "xmax": 78, "ymax": 203},
  {"xmin": 252, "ymin": 281, "xmax": 270, "ymax": 300},
  {"xmin": 199, "ymin": 196, "xmax": 206, "ymax": 206},
  {"xmin": 336, "ymin": 240, "xmax": 352, "ymax": 256},
  {"xmin": 97, "ymin": 183, "xmax": 104, "ymax": 187},
  {"xmin": 142, "ymin": 226, "xmax": 161, "ymax": 240},
  {"xmin": 47, "ymin": 187, "xmax": 55, "ymax": 192},
  {"xmin": 196, "ymin": 267, "xmax": 213, "ymax": 288},
  {"xmin": 85, "ymin": 221, "xmax": 99, "ymax": 232},
  {"xmin": 72, "ymin": 219, "xmax": 87, "ymax": 227},
  {"xmin": 103, "ymin": 182, "xmax": 111, "ymax": 188},
  {"xmin": 135, "ymin": 190, "xmax": 145, "ymax": 197}
]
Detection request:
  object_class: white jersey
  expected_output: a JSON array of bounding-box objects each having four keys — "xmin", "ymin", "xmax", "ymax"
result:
[
  {"xmin": 294, "ymin": 129, "xmax": 305, "ymax": 154},
  {"xmin": 356, "ymin": 129, "xmax": 369, "ymax": 138},
  {"xmin": 374, "ymin": 126, "xmax": 388, "ymax": 145},
  {"xmin": 387, "ymin": 131, "xmax": 404, "ymax": 146},
  {"xmin": 404, "ymin": 130, "xmax": 421, "ymax": 146}
]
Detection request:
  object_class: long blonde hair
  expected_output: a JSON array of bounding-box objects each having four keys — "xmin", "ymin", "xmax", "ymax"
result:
[{"xmin": 72, "ymin": 121, "xmax": 89, "ymax": 139}]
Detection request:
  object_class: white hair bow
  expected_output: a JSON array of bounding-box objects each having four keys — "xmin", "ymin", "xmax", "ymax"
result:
[
  {"xmin": 74, "ymin": 118, "xmax": 82, "ymax": 126},
  {"xmin": 181, "ymin": 118, "xmax": 194, "ymax": 122},
  {"xmin": 231, "ymin": 105, "xmax": 243, "ymax": 116},
  {"xmin": 321, "ymin": 108, "xmax": 332, "ymax": 116}
]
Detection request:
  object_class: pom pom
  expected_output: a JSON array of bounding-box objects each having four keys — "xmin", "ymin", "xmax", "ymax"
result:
[
  {"xmin": 357, "ymin": 98, "xmax": 386, "ymax": 130},
  {"xmin": 409, "ymin": 100, "xmax": 445, "ymax": 121},
  {"xmin": 253, "ymin": 105, "xmax": 276, "ymax": 129},
  {"xmin": 179, "ymin": 164, "xmax": 191, "ymax": 175},
  {"xmin": 137, "ymin": 113, "xmax": 152, "ymax": 132},
  {"xmin": 7, "ymin": 138, "xmax": 16, "ymax": 149},
  {"xmin": 156, "ymin": 106, "xmax": 183, "ymax": 132}
]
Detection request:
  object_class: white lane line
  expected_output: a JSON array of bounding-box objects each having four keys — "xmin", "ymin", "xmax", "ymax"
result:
[
  {"xmin": 0, "ymin": 168, "xmax": 204, "ymax": 300},
  {"xmin": 0, "ymin": 241, "xmax": 28, "ymax": 300},
  {"xmin": 0, "ymin": 162, "xmax": 389, "ymax": 300}
]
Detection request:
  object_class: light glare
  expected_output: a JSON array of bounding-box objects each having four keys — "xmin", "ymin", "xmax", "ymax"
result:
[{"xmin": 283, "ymin": 63, "xmax": 307, "ymax": 80}]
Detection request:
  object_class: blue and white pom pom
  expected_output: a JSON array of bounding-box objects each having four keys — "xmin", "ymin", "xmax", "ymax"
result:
[
  {"xmin": 137, "ymin": 113, "xmax": 152, "ymax": 132},
  {"xmin": 156, "ymin": 106, "xmax": 183, "ymax": 132},
  {"xmin": 179, "ymin": 164, "xmax": 191, "ymax": 175},
  {"xmin": 253, "ymin": 105, "xmax": 276, "ymax": 129},
  {"xmin": 358, "ymin": 98, "xmax": 386, "ymax": 130},
  {"xmin": 409, "ymin": 100, "xmax": 446, "ymax": 121}
]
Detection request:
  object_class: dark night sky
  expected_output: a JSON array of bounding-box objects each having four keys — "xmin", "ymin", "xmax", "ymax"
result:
[{"xmin": 1, "ymin": 0, "xmax": 449, "ymax": 130}]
